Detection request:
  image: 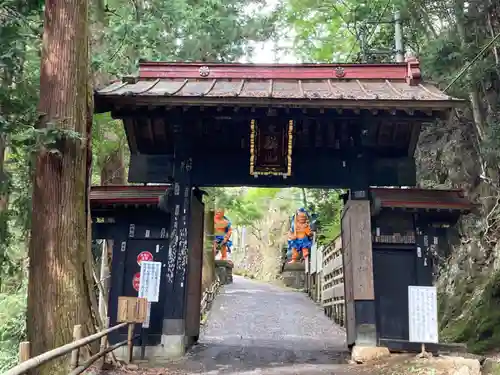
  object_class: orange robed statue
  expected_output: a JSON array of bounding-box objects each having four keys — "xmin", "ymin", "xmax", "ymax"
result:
[
  {"xmin": 213, "ymin": 208, "xmax": 233, "ymax": 260},
  {"xmin": 287, "ymin": 208, "xmax": 313, "ymax": 263}
]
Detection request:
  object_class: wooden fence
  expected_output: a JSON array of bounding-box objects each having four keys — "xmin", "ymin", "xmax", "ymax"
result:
[
  {"xmin": 3, "ymin": 275, "xmax": 223, "ymax": 375},
  {"xmin": 320, "ymin": 236, "xmax": 345, "ymax": 327},
  {"xmin": 3, "ymin": 320, "xmax": 139, "ymax": 375}
]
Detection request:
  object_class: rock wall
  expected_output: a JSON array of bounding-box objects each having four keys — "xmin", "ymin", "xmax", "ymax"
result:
[{"xmin": 416, "ymin": 118, "xmax": 500, "ymax": 353}]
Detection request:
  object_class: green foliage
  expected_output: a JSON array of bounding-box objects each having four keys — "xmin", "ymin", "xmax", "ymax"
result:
[
  {"xmin": 306, "ymin": 189, "xmax": 343, "ymax": 245},
  {"xmin": 90, "ymin": 0, "xmax": 279, "ymax": 182},
  {"xmin": 0, "ymin": 284, "xmax": 26, "ymax": 372},
  {"xmin": 440, "ymin": 271, "xmax": 500, "ymax": 353},
  {"xmin": 277, "ymin": 0, "xmax": 401, "ymax": 62},
  {"xmin": 207, "ymin": 187, "xmax": 298, "ymax": 226},
  {"xmin": 94, "ymin": 0, "xmax": 278, "ymax": 78}
]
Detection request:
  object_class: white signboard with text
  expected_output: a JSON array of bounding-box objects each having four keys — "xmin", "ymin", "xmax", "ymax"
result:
[
  {"xmin": 138, "ymin": 261, "xmax": 162, "ymax": 329},
  {"xmin": 408, "ymin": 286, "xmax": 439, "ymax": 343},
  {"xmin": 139, "ymin": 261, "xmax": 162, "ymax": 302}
]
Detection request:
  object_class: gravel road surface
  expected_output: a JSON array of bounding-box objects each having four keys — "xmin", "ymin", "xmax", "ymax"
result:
[
  {"xmin": 161, "ymin": 275, "xmax": 352, "ymax": 374},
  {"xmin": 102, "ymin": 276, "xmax": 362, "ymax": 375}
]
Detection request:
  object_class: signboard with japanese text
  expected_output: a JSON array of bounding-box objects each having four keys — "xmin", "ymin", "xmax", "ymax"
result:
[
  {"xmin": 408, "ymin": 286, "xmax": 439, "ymax": 343},
  {"xmin": 250, "ymin": 119, "xmax": 293, "ymax": 177},
  {"xmin": 139, "ymin": 261, "xmax": 162, "ymax": 302},
  {"xmin": 141, "ymin": 302, "xmax": 152, "ymax": 328}
]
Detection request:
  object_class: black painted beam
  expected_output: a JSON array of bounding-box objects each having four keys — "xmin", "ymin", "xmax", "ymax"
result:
[
  {"xmin": 111, "ymin": 106, "xmax": 440, "ymax": 122},
  {"xmin": 128, "ymin": 154, "xmax": 174, "ymax": 184},
  {"xmin": 129, "ymin": 154, "xmax": 416, "ymax": 187}
]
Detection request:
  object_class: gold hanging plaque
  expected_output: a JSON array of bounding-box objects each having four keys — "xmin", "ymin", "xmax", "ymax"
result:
[{"xmin": 249, "ymin": 119, "xmax": 293, "ymax": 178}]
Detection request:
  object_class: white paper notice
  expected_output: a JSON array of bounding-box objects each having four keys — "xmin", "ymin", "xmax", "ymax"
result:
[
  {"xmin": 141, "ymin": 302, "xmax": 151, "ymax": 328},
  {"xmin": 139, "ymin": 261, "xmax": 162, "ymax": 303},
  {"xmin": 408, "ymin": 286, "xmax": 439, "ymax": 343}
]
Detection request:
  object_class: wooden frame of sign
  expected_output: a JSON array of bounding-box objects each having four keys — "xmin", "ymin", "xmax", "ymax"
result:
[{"xmin": 117, "ymin": 296, "xmax": 148, "ymax": 323}]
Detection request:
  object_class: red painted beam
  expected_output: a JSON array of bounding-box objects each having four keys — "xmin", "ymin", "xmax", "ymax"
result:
[
  {"xmin": 90, "ymin": 185, "xmax": 169, "ymax": 192},
  {"xmin": 371, "ymin": 187, "xmax": 465, "ymax": 195},
  {"xmin": 138, "ymin": 58, "xmax": 421, "ymax": 84},
  {"xmin": 380, "ymin": 200, "xmax": 472, "ymax": 210},
  {"xmin": 90, "ymin": 185, "xmax": 169, "ymax": 205},
  {"xmin": 91, "ymin": 197, "xmax": 161, "ymax": 205}
]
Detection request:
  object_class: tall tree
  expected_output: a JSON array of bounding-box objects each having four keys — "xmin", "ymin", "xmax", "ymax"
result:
[{"xmin": 26, "ymin": 0, "xmax": 94, "ymax": 372}]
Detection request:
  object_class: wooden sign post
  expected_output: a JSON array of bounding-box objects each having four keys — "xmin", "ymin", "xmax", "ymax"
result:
[
  {"xmin": 117, "ymin": 296, "xmax": 148, "ymax": 323},
  {"xmin": 117, "ymin": 296, "xmax": 148, "ymax": 363}
]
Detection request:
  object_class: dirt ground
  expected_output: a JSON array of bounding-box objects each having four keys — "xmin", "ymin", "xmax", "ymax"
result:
[{"xmin": 87, "ymin": 277, "xmax": 499, "ymax": 375}]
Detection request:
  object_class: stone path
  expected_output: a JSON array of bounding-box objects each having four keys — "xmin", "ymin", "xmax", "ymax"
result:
[
  {"xmin": 102, "ymin": 276, "xmax": 365, "ymax": 375},
  {"xmin": 160, "ymin": 276, "xmax": 353, "ymax": 374},
  {"xmin": 99, "ymin": 276, "xmax": 488, "ymax": 375}
]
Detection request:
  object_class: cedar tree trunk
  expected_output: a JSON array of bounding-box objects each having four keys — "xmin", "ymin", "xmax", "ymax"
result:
[{"xmin": 27, "ymin": 0, "xmax": 94, "ymax": 372}]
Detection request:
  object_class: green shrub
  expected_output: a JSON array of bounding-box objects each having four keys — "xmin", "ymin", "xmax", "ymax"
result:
[
  {"xmin": 0, "ymin": 285, "xmax": 27, "ymax": 371},
  {"xmin": 441, "ymin": 270, "xmax": 500, "ymax": 353}
]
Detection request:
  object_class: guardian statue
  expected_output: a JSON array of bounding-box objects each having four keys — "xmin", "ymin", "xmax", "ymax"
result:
[
  {"xmin": 213, "ymin": 208, "xmax": 232, "ymax": 261},
  {"xmin": 287, "ymin": 208, "xmax": 313, "ymax": 263}
]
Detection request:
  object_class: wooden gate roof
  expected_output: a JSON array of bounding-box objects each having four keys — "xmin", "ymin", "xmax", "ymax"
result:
[
  {"xmin": 95, "ymin": 59, "xmax": 462, "ymax": 113},
  {"xmin": 371, "ymin": 187, "xmax": 474, "ymax": 212},
  {"xmin": 90, "ymin": 185, "xmax": 168, "ymax": 206}
]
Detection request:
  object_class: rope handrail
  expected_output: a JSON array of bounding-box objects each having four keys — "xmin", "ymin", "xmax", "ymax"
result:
[{"xmin": 3, "ymin": 321, "xmax": 133, "ymax": 375}]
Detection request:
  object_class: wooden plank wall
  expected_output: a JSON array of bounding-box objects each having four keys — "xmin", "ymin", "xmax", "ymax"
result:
[
  {"xmin": 347, "ymin": 200, "xmax": 374, "ymax": 300},
  {"xmin": 342, "ymin": 199, "xmax": 374, "ymax": 345},
  {"xmin": 317, "ymin": 199, "xmax": 373, "ymax": 338},
  {"xmin": 320, "ymin": 235, "xmax": 345, "ymax": 327},
  {"xmin": 185, "ymin": 195, "xmax": 205, "ymax": 339}
]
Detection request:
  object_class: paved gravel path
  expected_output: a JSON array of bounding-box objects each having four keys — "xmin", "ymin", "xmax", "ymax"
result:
[{"xmin": 161, "ymin": 275, "xmax": 353, "ymax": 374}]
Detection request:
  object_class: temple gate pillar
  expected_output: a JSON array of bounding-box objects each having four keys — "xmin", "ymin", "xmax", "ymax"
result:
[
  {"xmin": 161, "ymin": 128, "xmax": 193, "ymax": 357},
  {"xmin": 342, "ymin": 189, "xmax": 377, "ymax": 348}
]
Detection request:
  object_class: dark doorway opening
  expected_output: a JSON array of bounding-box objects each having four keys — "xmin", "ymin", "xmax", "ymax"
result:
[{"xmin": 373, "ymin": 247, "xmax": 416, "ymax": 341}]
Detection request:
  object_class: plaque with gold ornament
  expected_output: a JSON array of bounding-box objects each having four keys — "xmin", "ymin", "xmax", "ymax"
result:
[{"xmin": 249, "ymin": 119, "xmax": 293, "ymax": 178}]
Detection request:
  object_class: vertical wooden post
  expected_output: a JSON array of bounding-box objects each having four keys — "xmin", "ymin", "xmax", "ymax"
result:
[
  {"xmin": 127, "ymin": 323, "xmax": 134, "ymax": 364},
  {"xmin": 18, "ymin": 342, "xmax": 30, "ymax": 363},
  {"xmin": 99, "ymin": 317, "xmax": 110, "ymax": 369},
  {"xmin": 202, "ymin": 208, "xmax": 216, "ymax": 291},
  {"xmin": 70, "ymin": 325, "xmax": 82, "ymax": 369},
  {"xmin": 98, "ymin": 241, "xmax": 110, "ymax": 322},
  {"xmin": 341, "ymin": 303, "xmax": 345, "ymax": 327}
]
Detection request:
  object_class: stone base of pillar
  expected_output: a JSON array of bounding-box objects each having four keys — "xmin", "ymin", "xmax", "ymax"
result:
[
  {"xmin": 346, "ymin": 300, "xmax": 378, "ymax": 347},
  {"xmin": 281, "ymin": 262, "xmax": 305, "ymax": 289},
  {"xmin": 215, "ymin": 259, "xmax": 233, "ymax": 284},
  {"xmin": 351, "ymin": 345, "xmax": 390, "ymax": 364}
]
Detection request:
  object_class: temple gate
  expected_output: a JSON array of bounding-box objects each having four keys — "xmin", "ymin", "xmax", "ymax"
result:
[
  {"xmin": 318, "ymin": 188, "xmax": 473, "ymax": 351},
  {"xmin": 94, "ymin": 59, "xmax": 466, "ymax": 358},
  {"xmin": 341, "ymin": 188, "xmax": 473, "ymax": 350},
  {"xmin": 90, "ymin": 185, "xmax": 205, "ymax": 358}
]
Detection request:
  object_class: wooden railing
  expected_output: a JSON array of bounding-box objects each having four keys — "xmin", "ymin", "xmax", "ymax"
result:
[
  {"xmin": 321, "ymin": 238, "xmax": 345, "ymax": 327},
  {"xmin": 4, "ymin": 276, "xmax": 224, "ymax": 375},
  {"xmin": 3, "ymin": 320, "xmax": 139, "ymax": 375}
]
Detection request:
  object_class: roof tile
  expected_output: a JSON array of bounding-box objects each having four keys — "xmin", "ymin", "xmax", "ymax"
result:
[
  {"xmin": 98, "ymin": 77, "xmax": 457, "ymax": 102},
  {"xmin": 371, "ymin": 188, "xmax": 473, "ymax": 211}
]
